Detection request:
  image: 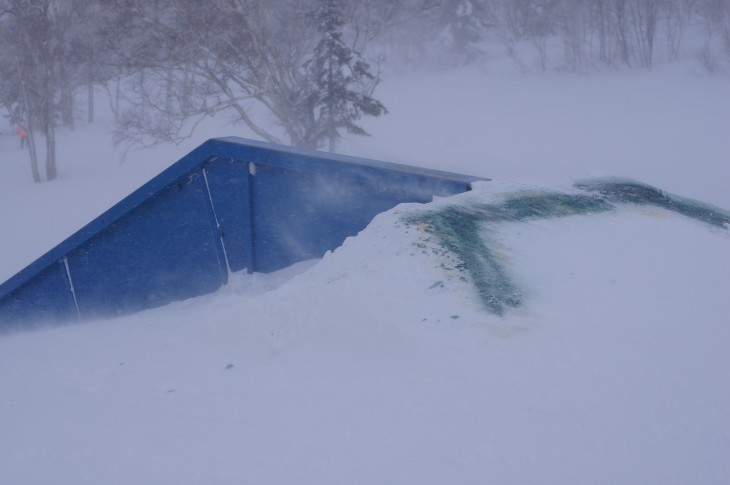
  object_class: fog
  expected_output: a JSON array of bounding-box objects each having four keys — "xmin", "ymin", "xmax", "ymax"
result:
[
  {"xmin": 1, "ymin": 2, "xmax": 730, "ymax": 483},
  {"xmin": 2, "ymin": 0, "xmax": 730, "ymax": 182}
]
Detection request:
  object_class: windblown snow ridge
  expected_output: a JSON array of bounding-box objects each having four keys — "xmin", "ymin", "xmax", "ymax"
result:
[
  {"xmin": 405, "ymin": 178, "xmax": 730, "ymax": 316},
  {"xmin": 576, "ymin": 178, "xmax": 730, "ymax": 228}
]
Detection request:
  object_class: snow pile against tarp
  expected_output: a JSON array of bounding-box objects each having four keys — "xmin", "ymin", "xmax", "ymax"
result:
[
  {"xmin": 404, "ymin": 178, "xmax": 730, "ymax": 316},
  {"xmin": 1, "ymin": 178, "xmax": 729, "ymax": 485}
]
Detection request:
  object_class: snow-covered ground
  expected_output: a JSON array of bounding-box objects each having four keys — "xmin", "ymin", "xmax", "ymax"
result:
[{"xmin": 1, "ymin": 62, "xmax": 729, "ymax": 484}]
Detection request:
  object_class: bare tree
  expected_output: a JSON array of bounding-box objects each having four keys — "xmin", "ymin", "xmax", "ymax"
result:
[
  {"xmin": 111, "ymin": 0, "xmax": 388, "ymax": 151},
  {"xmin": 0, "ymin": 0, "xmax": 61, "ymax": 181},
  {"xmin": 0, "ymin": 0, "xmax": 105, "ymax": 181},
  {"xmin": 697, "ymin": 0, "xmax": 730, "ymax": 71},
  {"xmin": 664, "ymin": 0, "xmax": 695, "ymax": 62},
  {"xmin": 558, "ymin": 0, "xmax": 591, "ymax": 72},
  {"xmin": 629, "ymin": 0, "xmax": 661, "ymax": 68}
]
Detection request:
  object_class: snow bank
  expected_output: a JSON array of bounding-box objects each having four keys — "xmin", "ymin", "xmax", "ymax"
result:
[
  {"xmin": 1, "ymin": 180, "xmax": 728, "ymax": 484},
  {"xmin": 1, "ymin": 59, "xmax": 729, "ymax": 484}
]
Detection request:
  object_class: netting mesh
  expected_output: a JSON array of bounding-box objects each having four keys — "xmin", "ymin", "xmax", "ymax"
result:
[{"xmin": 404, "ymin": 179, "xmax": 729, "ymax": 315}]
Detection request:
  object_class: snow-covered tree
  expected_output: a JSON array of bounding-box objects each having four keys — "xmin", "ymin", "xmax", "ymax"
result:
[
  {"xmin": 434, "ymin": 0, "xmax": 490, "ymax": 65},
  {"xmin": 298, "ymin": 0, "xmax": 387, "ymax": 151}
]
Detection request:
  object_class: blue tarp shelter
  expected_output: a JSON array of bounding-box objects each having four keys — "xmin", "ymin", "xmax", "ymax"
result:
[{"xmin": 0, "ymin": 137, "xmax": 481, "ymax": 327}]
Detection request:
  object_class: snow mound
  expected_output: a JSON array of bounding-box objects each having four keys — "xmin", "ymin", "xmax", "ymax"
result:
[
  {"xmin": 404, "ymin": 178, "xmax": 730, "ymax": 315},
  {"xmin": 0, "ymin": 180, "xmax": 728, "ymax": 485}
]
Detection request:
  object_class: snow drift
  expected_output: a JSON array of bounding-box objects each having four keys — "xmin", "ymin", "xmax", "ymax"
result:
[{"xmin": 1, "ymin": 179, "xmax": 728, "ymax": 485}]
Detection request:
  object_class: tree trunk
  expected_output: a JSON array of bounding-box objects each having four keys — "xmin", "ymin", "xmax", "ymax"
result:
[
  {"xmin": 88, "ymin": 76, "xmax": 95, "ymax": 124},
  {"xmin": 27, "ymin": 129, "xmax": 41, "ymax": 183},
  {"xmin": 612, "ymin": 0, "xmax": 632, "ymax": 67},
  {"xmin": 44, "ymin": 66, "xmax": 58, "ymax": 181},
  {"xmin": 60, "ymin": 60, "xmax": 75, "ymax": 129},
  {"xmin": 20, "ymin": 83, "xmax": 41, "ymax": 182},
  {"xmin": 327, "ymin": 52, "xmax": 335, "ymax": 152},
  {"xmin": 166, "ymin": 66, "xmax": 174, "ymax": 113},
  {"xmin": 595, "ymin": 0, "xmax": 608, "ymax": 63},
  {"xmin": 46, "ymin": 125, "xmax": 57, "ymax": 181},
  {"xmin": 88, "ymin": 44, "xmax": 95, "ymax": 124},
  {"xmin": 104, "ymin": 75, "xmax": 122, "ymax": 121}
]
